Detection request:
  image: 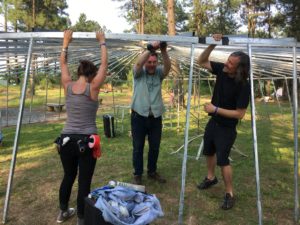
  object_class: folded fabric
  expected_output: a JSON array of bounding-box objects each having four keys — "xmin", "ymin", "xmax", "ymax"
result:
[{"xmin": 90, "ymin": 186, "xmax": 164, "ymax": 225}]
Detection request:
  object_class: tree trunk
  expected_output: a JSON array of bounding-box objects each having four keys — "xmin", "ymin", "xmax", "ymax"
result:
[
  {"xmin": 167, "ymin": 0, "xmax": 176, "ymax": 35},
  {"xmin": 265, "ymin": 80, "xmax": 271, "ymax": 96},
  {"xmin": 167, "ymin": 0, "xmax": 184, "ymax": 106},
  {"xmin": 140, "ymin": 0, "xmax": 144, "ymax": 34},
  {"xmin": 32, "ymin": 0, "xmax": 36, "ymax": 30}
]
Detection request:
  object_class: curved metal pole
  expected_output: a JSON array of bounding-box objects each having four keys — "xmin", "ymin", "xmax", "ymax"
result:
[
  {"xmin": 178, "ymin": 43, "xmax": 195, "ymax": 225},
  {"xmin": 248, "ymin": 44, "xmax": 263, "ymax": 225},
  {"xmin": 2, "ymin": 37, "xmax": 34, "ymax": 224},
  {"xmin": 292, "ymin": 46, "xmax": 299, "ymax": 223}
]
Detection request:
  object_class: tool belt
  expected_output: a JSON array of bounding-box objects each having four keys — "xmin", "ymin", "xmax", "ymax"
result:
[{"xmin": 54, "ymin": 134, "xmax": 101, "ymax": 159}]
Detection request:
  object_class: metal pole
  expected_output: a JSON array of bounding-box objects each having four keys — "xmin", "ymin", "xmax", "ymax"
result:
[
  {"xmin": 292, "ymin": 45, "xmax": 299, "ymax": 223},
  {"xmin": 178, "ymin": 43, "xmax": 195, "ymax": 224},
  {"xmin": 284, "ymin": 76, "xmax": 293, "ymax": 114},
  {"xmin": 5, "ymin": 72, "xmax": 8, "ymax": 126},
  {"xmin": 248, "ymin": 44, "xmax": 263, "ymax": 225},
  {"xmin": 2, "ymin": 37, "xmax": 34, "ymax": 224},
  {"xmin": 44, "ymin": 58, "xmax": 49, "ymax": 121}
]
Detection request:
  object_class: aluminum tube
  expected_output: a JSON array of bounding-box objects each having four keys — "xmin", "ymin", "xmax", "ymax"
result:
[
  {"xmin": 0, "ymin": 32, "xmax": 297, "ymax": 46},
  {"xmin": 284, "ymin": 77, "xmax": 293, "ymax": 114},
  {"xmin": 292, "ymin": 46, "xmax": 299, "ymax": 223},
  {"xmin": 0, "ymin": 32, "xmax": 199, "ymax": 44},
  {"xmin": 178, "ymin": 43, "xmax": 195, "ymax": 224},
  {"xmin": 2, "ymin": 37, "xmax": 33, "ymax": 224},
  {"xmin": 248, "ymin": 44, "xmax": 263, "ymax": 225}
]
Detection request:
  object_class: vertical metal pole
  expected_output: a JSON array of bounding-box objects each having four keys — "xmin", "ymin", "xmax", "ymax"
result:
[
  {"xmin": 248, "ymin": 44, "xmax": 263, "ymax": 225},
  {"xmin": 44, "ymin": 59, "xmax": 49, "ymax": 121},
  {"xmin": 112, "ymin": 81, "xmax": 115, "ymax": 115},
  {"xmin": 178, "ymin": 43, "xmax": 195, "ymax": 225},
  {"xmin": 5, "ymin": 72, "xmax": 8, "ymax": 126},
  {"xmin": 2, "ymin": 37, "xmax": 34, "ymax": 224},
  {"xmin": 292, "ymin": 45, "xmax": 299, "ymax": 223},
  {"xmin": 177, "ymin": 81, "xmax": 180, "ymax": 131},
  {"xmin": 284, "ymin": 76, "xmax": 293, "ymax": 114}
]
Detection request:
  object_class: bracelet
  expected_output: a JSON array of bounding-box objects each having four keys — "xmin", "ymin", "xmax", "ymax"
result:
[
  {"xmin": 61, "ymin": 48, "xmax": 68, "ymax": 53},
  {"xmin": 100, "ymin": 43, "xmax": 106, "ymax": 46},
  {"xmin": 214, "ymin": 106, "xmax": 219, "ymax": 115}
]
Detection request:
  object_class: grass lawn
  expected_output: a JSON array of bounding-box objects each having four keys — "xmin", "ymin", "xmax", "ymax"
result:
[{"xmin": 0, "ymin": 94, "xmax": 299, "ymax": 225}]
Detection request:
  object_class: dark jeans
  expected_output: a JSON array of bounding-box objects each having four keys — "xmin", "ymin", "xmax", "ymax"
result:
[
  {"xmin": 59, "ymin": 134, "xmax": 96, "ymax": 219},
  {"xmin": 131, "ymin": 111, "xmax": 162, "ymax": 176}
]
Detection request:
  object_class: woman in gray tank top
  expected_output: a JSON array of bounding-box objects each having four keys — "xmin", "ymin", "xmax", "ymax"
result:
[{"xmin": 56, "ymin": 30, "xmax": 107, "ymax": 225}]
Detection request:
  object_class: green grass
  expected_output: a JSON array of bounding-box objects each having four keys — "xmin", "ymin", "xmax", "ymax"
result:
[{"xmin": 0, "ymin": 94, "xmax": 299, "ymax": 224}]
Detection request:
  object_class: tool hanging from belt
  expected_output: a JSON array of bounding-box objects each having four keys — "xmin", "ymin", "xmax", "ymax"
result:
[
  {"xmin": 88, "ymin": 134, "xmax": 101, "ymax": 159},
  {"xmin": 54, "ymin": 135, "xmax": 101, "ymax": 159}
]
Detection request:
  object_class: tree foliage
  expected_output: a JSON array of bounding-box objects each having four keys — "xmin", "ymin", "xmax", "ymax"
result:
[
  {"xmin": 70, "ymin": 13, "xmax": 104, "ymax": 32},
  {"xmin": 0, "ymin": 0, "xmax": 299, "ymax": 40},
  {"xmin": 0, "ymin": 0, "xmax": 69, "ymax": 31},
  {"xmin": 276, "ymin": 0, "xmax": 300, "ymax": 40}
]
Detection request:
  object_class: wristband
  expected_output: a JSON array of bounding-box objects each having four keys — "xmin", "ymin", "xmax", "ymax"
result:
[
  {"xmin": 100, "ymin": 42, "xmax": 106, "ymax": 46},
  {"xmin": 214, "ymin": 106, "xmax": 218, "ymax": 115},
  {"xmin": 61, "ymin": 48, "xmax": 68, "ymax": 52}
]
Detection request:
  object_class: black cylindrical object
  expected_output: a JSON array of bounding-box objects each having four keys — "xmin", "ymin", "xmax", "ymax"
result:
[{"xmin": 103, "ymin": 114, "xmax": 115, "ymax": 138}]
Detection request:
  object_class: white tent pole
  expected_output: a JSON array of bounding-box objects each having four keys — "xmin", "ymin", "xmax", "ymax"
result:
[
  {"xmin": 2, "ymin": 37, "xmax": 34, "ymax": 224},
  {"xmin": 178, "ymin": 43, "xmax": 195, "ymax": 224},
  {"xmin": 292, "ymin": 45, "xmax": 299, "ymax": 223},
  {"xmin": 248, "ymin": 44, "xmax": 263, "ymax": 225}
]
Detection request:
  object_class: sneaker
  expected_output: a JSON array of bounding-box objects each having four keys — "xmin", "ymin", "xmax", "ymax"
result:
[
  {"xmin": 147, "ymin": 172, "xmax": 166, "ymax": 183},
  {"xmin": 134, "ymin": 175, "xmax": 142, "ymax": 185},
  {"xmin": 197, "ymin": 176, "xmax": 218, "ymax": 190},
  {"xmin": 221, "ymin": 193, "xmax": 235, "ymax": 210},
  {"xmin": 56, "ymin": 208, "xmax": 76, "ymax": 223}
]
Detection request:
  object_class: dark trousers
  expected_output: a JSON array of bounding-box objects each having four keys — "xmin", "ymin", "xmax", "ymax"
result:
[
  {"xmin": 131, "ymin": 111, "xmax": 162, "ymax": 176},
  {"xmin": 59, "ymin": 134, "xmax": 96, "ymax": 219}
]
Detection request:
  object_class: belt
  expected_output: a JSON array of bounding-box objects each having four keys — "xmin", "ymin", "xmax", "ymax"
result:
[{"xmin": 132, "ymin": 110, "xmax": 155, "ymax": 118}]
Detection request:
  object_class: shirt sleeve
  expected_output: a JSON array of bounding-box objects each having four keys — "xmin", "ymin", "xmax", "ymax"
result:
[
  {"xmin": 237, "ymin": 82, "xmax": 250, "ymax": 109},
  {"xmin": 210, "ymin": 61, "xmax": 224, "ymax": 77},
  {"xmin": 133, "ymin": 67, "xmax": 143, "ymax": 78}
]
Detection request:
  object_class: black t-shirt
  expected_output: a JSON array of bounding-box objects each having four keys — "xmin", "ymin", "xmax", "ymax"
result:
[{"xmin": 210, "ymin": 61, "xmax": 250, "ymax": 127}]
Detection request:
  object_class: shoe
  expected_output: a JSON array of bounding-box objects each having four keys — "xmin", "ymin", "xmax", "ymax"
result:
[
  {"xmin": 56, "ymin": 208, "xmax": 76, "ymax": 223},
  {"xmin": 147, "ymin": 172, "xmax": 166, "ymax": 183},
  {"xmin": 134, "ymin": 175, "xmax": 142, "ymax": 185},
  {"xmin": 77, "ymin": 217, "xmax": 84, "ymax": 225},
  {"xmin": 221, "ymin": 193, "xmax": 235, "ymax": 210},
  {"xmin": 197, "ymin": 176, "xmax": 218, "ymax": 190}
]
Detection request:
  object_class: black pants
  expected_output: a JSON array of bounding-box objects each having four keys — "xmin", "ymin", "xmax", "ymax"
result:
[
  {"xmin": 131, "ymin": 111, "xmax": 162, "ymax": 176},
  {"xmin": 59, "ymin": 134, "xmax": 96, "ymax": 219}
]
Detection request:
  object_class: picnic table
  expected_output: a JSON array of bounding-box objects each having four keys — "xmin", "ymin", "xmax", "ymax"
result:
[{"xmin": 46, "ymin": 103, "xmax": 64, "ymax": 112}]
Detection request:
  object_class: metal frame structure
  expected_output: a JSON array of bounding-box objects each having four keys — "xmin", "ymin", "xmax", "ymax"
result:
[{"xmin": 0, "ymin": 32, "xmax": 299, "ymax": 225}]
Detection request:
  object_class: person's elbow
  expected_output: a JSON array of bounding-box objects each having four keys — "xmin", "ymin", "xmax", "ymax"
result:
[
  {"xmin": 236, "ymin": 109, "xmax": 247, "ymax": 119},
  {"xmin": 198, "ymin": 60, "xmax": 210, "ymax": 70}
]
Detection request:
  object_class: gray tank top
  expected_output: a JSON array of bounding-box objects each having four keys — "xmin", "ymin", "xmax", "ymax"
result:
[{"xmin": 62, "ymin": 83, "xmax": 99, "ymax": 135}]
